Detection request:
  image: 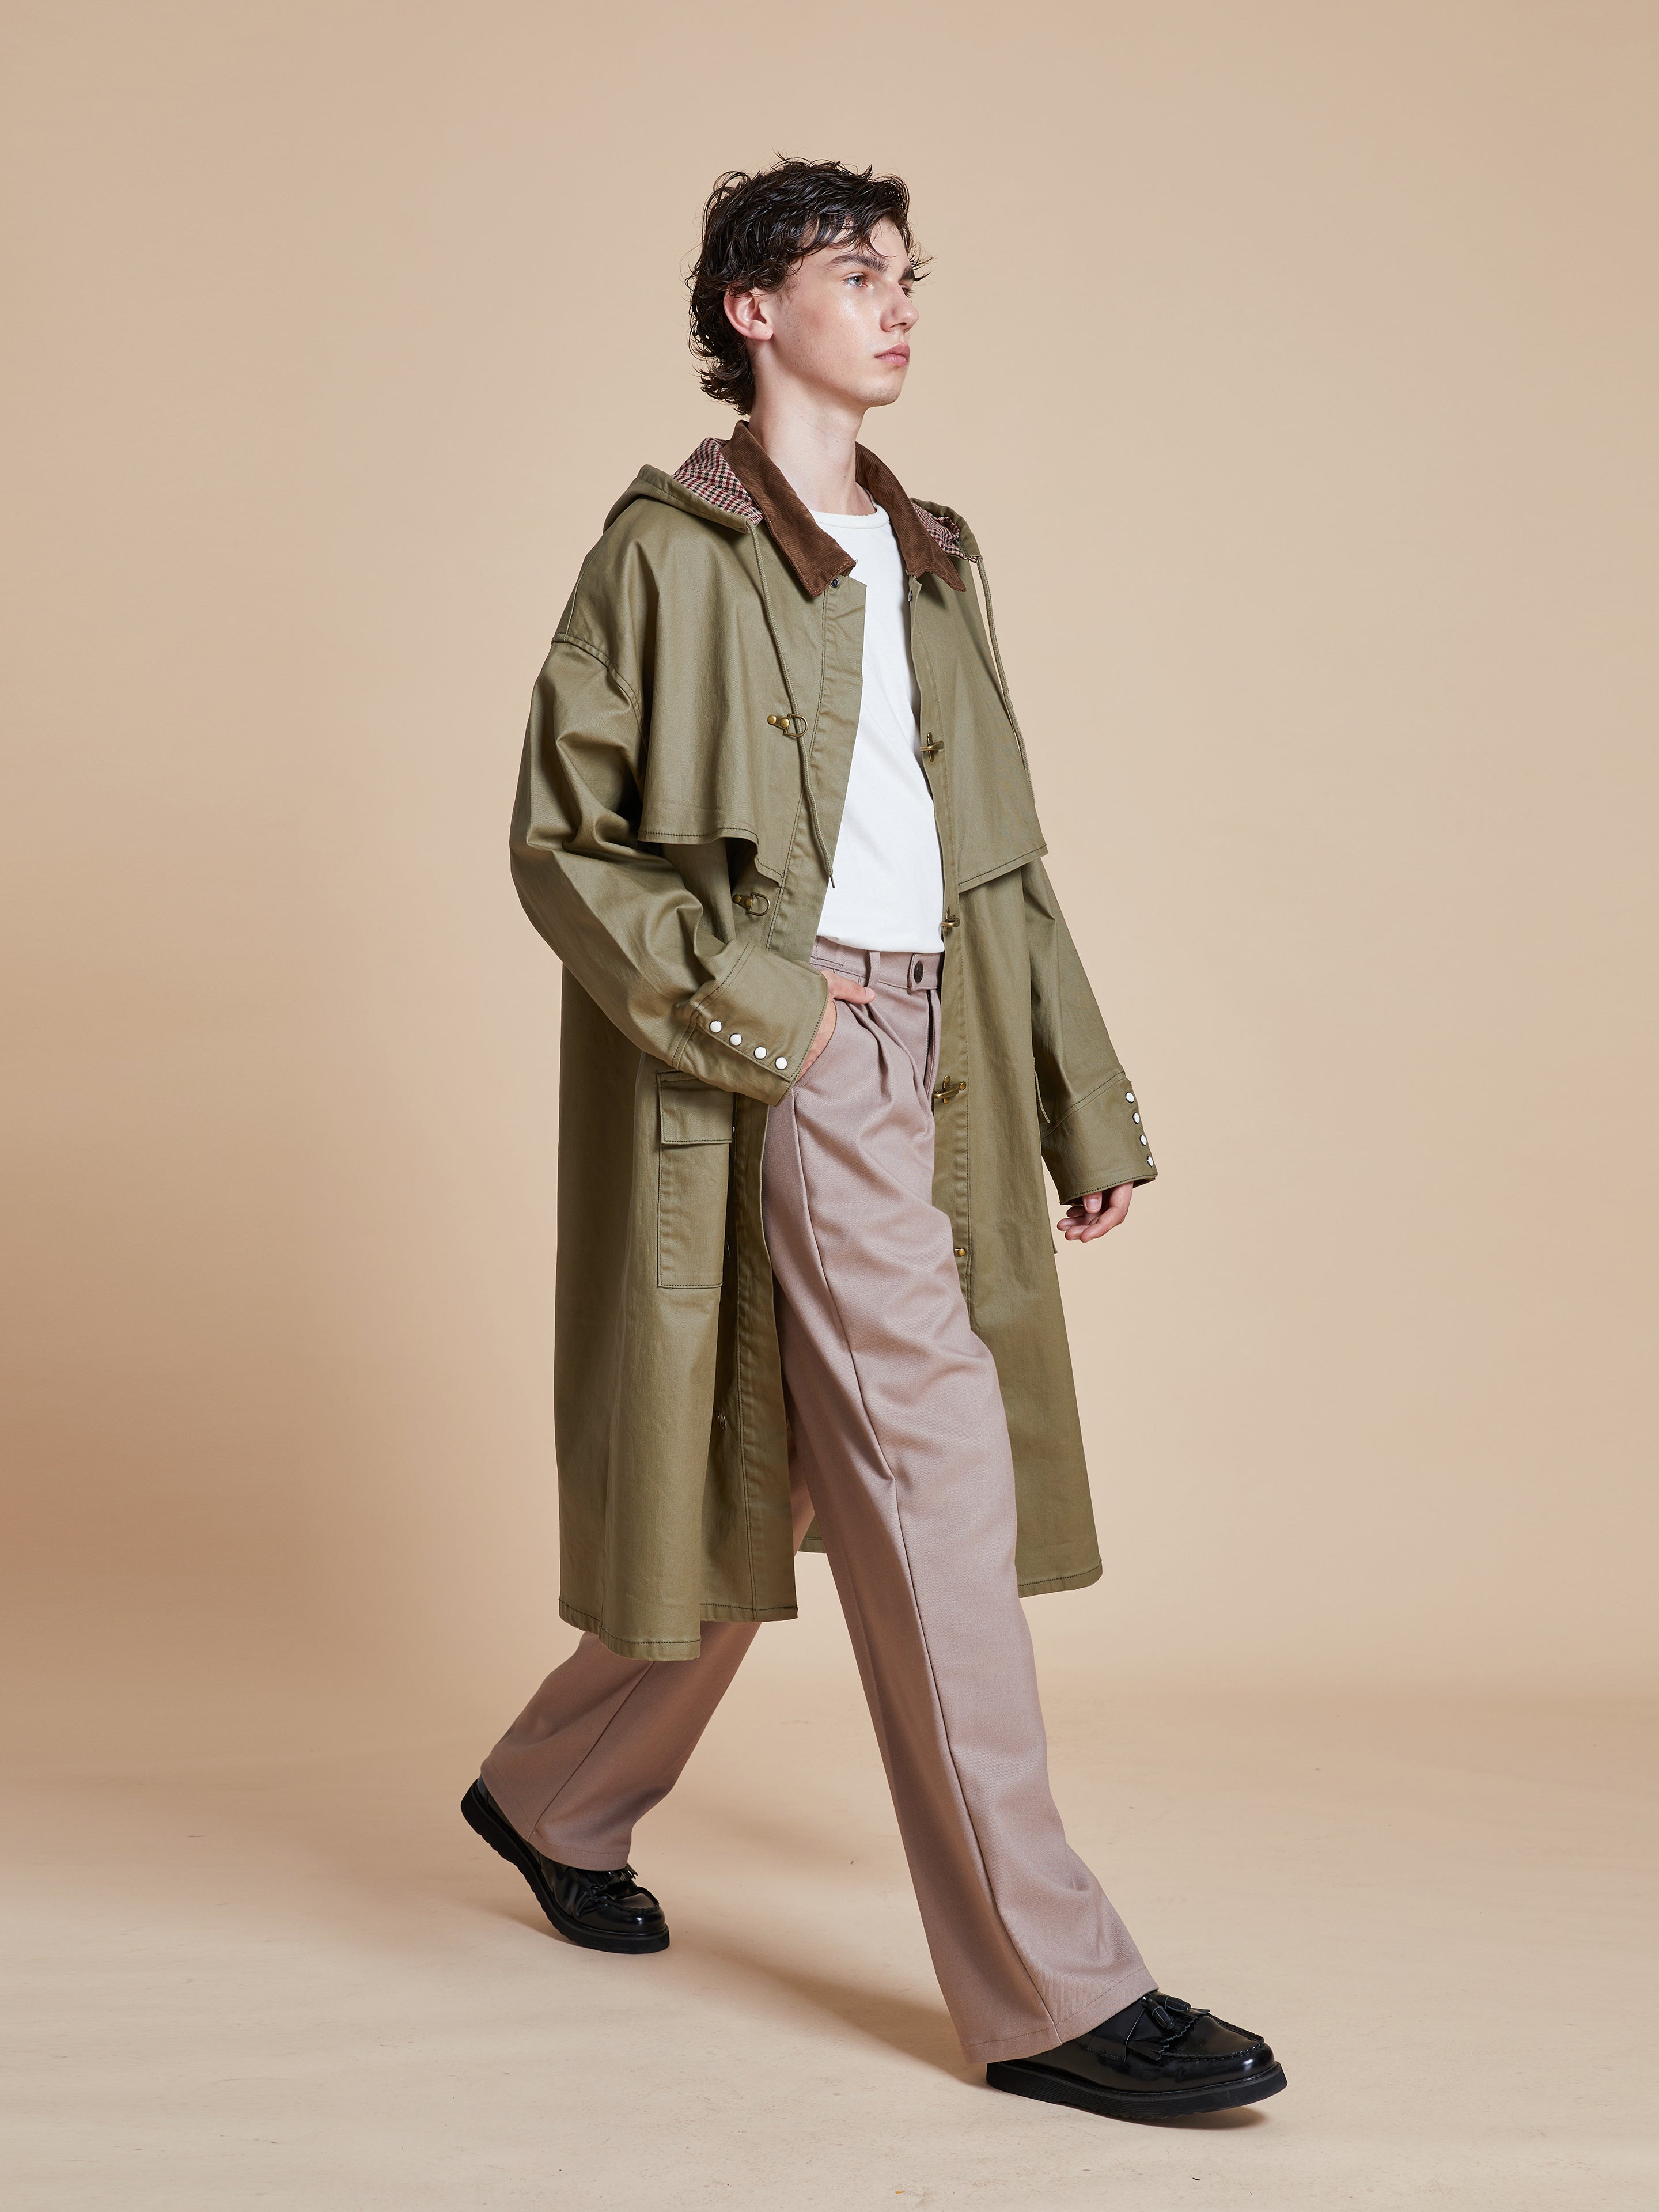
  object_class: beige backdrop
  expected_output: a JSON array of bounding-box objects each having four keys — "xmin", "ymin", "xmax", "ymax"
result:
[{"xmin": 5, "ymin": 0, "xmax": 1657, "ymax": 1769}]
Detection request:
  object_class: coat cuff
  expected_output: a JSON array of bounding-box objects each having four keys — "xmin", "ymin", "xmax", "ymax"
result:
[
  {"xmin": 674, "ymin": 944, "xmax": 830, "ymax": 1103},
  {"xmin": 1041, "ymin": 1070, "xmax": 1157, "ymax": 1203}
]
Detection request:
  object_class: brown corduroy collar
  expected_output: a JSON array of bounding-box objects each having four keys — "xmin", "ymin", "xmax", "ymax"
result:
[{"xmin": 723, "ymin": 421, "xmax": 966, "ymax": 599}]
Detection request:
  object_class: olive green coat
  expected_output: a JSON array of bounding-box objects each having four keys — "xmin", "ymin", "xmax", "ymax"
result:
[{"xmin": 512, "ymin": 425, "xmax": 1156, "ymax": 1659}]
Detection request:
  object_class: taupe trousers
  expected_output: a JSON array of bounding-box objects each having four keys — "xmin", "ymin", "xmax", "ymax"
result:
[{"xmin": 482, "ymin": 942, "xmax": 1154, "ymax": 2063}]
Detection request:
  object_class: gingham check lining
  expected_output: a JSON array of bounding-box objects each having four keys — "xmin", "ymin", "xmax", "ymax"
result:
[
  {"xmin": 673, "ymin": 438, "xmax": 762, "ymax": 522},
  {"xmin": 672, "ymin": 438, "xmax": 964, "ymax": 560}
]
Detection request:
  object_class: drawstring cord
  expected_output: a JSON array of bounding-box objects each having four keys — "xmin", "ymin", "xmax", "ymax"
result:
[
  {"xmin": 968, "ymin": 551, "xmax": 1029, "ymax": 764},
  {"xmin": 749, "ymin": 528, "xmax": 836, "ymax": 884}
]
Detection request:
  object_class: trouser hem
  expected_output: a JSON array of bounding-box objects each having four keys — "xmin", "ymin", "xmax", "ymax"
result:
[
  {"xmin": 475, "ymin": 1767, "xmax": 637, "ymax": 1872},
  {"xmin": 960, "ymin": 1964, "xmax": 1159, "ymax": 2066}
]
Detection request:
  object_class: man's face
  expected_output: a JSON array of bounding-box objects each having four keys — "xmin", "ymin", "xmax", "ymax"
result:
[{"xmin": 729, "ymin": 217, "xmax": 918, "ymax": 410}]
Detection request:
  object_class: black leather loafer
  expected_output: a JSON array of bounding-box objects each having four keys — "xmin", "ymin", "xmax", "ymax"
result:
[
  {"xmin": 987, "ymin": 1992, "xmax": 1286, "ymax": 2120},
  {"xmin": 461, "ymin": 1779, "xmax": 669, "ymax": 1954}
]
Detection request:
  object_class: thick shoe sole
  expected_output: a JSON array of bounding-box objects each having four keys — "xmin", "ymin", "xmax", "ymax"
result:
[
  {"xmin": 460, "ymin": 1782, "xmax": 670, "ymax": 1955},
  {"xmin": 986, "ymin": 2055, "xmax": 1287, "ymax": 2122}
]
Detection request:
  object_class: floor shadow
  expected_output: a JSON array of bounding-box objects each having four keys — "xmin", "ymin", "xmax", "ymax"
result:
[
  {"xmin": 1141, "ymin": 2106, "xmax": 1271, "ymax": 2130},
  {"xmin": 60, "ymin": 1754, "xmax": 1219, "ymax": 2103},
  {"xmin": 465, "ymin": 1883, "xmax": 1281, "ymax": 2115},
  {"xmin": 668, "ymin": 1929, "xmax": 973, "ymax": 2078},
  {"xmin": 456, "ymin": 1880, "xmax": 971, "ymax": 2078}
]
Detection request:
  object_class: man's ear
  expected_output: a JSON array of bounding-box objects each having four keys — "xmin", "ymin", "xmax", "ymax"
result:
[{"xmin": 724, "ymin": 285, "xmax": 773, "ymax": 346}]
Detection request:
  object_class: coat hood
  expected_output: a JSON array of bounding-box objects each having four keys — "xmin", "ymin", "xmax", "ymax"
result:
[{"xmin": 608, "ymin": 425, "xmax": 971, "ymax": 600}]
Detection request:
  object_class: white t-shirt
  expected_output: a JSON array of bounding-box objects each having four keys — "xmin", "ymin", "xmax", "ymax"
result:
[{"xmin": 809, "ymin": 505, "xmax": 946, "ymax": 954}]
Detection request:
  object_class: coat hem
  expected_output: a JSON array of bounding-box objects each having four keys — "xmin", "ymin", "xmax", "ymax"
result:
[
  {"xmin": 1016, "ymin": 1560, "xmax": 1102, "ymax": 1597},
  {"xmin": 558, "ymin": 1595, "xmax": 800, "ymax": 1659},
  {"xmin": 732, "ymin": 1555, "xmax": 1102, "ymax": 1588},
  {"xmin": 558, "ymin": 1599, "xmax": 702, "ymax": 1660}
]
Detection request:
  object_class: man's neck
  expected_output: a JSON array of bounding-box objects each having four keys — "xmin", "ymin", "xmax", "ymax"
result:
[{"xmin": 744, "ymin": 392, "xmax": 876, "ymax": 518}]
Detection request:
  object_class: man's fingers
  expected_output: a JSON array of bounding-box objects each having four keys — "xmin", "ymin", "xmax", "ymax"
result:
[
  {"xmin": 1052, "ymin": 1192, "xmax": 1103, "ymax": 1237},
  {"xmin": 800, "ymin": 970, "xmax": 877, "ymax": 1075},
  {"xmin": 1054, "ymin": 1184, "xmax": 1135, "ymax": 1241}
]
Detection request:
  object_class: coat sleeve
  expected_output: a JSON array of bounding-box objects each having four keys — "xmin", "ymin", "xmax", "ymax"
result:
[
  {"xmin": 510, "ymin": 628, "xmax": 828, "ymax": 1103},
  {"xmin": 1024, "ymin": 857, "xmax": 1157, "ymax": 1200}
]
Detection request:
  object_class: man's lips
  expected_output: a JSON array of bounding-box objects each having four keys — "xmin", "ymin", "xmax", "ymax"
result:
[{"xmin": 876, "ymin": 345, "xmax": 911, "ymax": 365}]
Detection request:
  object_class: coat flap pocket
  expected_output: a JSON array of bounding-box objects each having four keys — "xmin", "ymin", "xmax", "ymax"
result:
[{"xmin": 657, "ymin": 1077, "xmax": 736, "ymax": 1146}]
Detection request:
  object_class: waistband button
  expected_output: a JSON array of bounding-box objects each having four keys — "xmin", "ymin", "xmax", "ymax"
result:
[{"xmin": 912, "ymin": 959, "xmax": 924, "ymax": 984}]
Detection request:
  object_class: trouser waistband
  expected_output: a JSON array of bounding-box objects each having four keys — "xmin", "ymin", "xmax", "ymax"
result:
[{"xmin": 812, "ymin": 937, "xmax": 943, "ymax": 993}]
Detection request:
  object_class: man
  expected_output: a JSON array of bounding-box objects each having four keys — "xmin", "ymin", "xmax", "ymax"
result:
[{"xmin": 464, "ymin": 158, "xmax": 1284, "ymax": 2123}]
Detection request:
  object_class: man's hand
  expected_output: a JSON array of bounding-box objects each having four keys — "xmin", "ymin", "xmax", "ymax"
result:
[
  {"xmin": 798, "ymin": 969, "xmax": 875, "ymax": 1077},
  {"xmin": 1056, "ymin": 1184, "xmax": 1134, "ymax": 1244}
]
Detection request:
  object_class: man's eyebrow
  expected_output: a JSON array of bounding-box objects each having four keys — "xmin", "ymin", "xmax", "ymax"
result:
[{"xmin": 823, "ymin": 243, "xmax": 915, "ymax": 281}]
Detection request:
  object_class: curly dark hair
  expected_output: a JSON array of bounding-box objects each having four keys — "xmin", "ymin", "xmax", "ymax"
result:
[{"xmin": 688, "ymin": 157, "xmax": 925, "ymax": 414}]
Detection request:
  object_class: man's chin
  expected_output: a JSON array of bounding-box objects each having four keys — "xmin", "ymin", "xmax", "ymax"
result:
[
  {"xmin": 789, "ymin": 364, "xmax": 909, "ymax": 412},
  {"xmin": 859, "ymin": 370, "xmax": 909, "ymax": 410}
]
